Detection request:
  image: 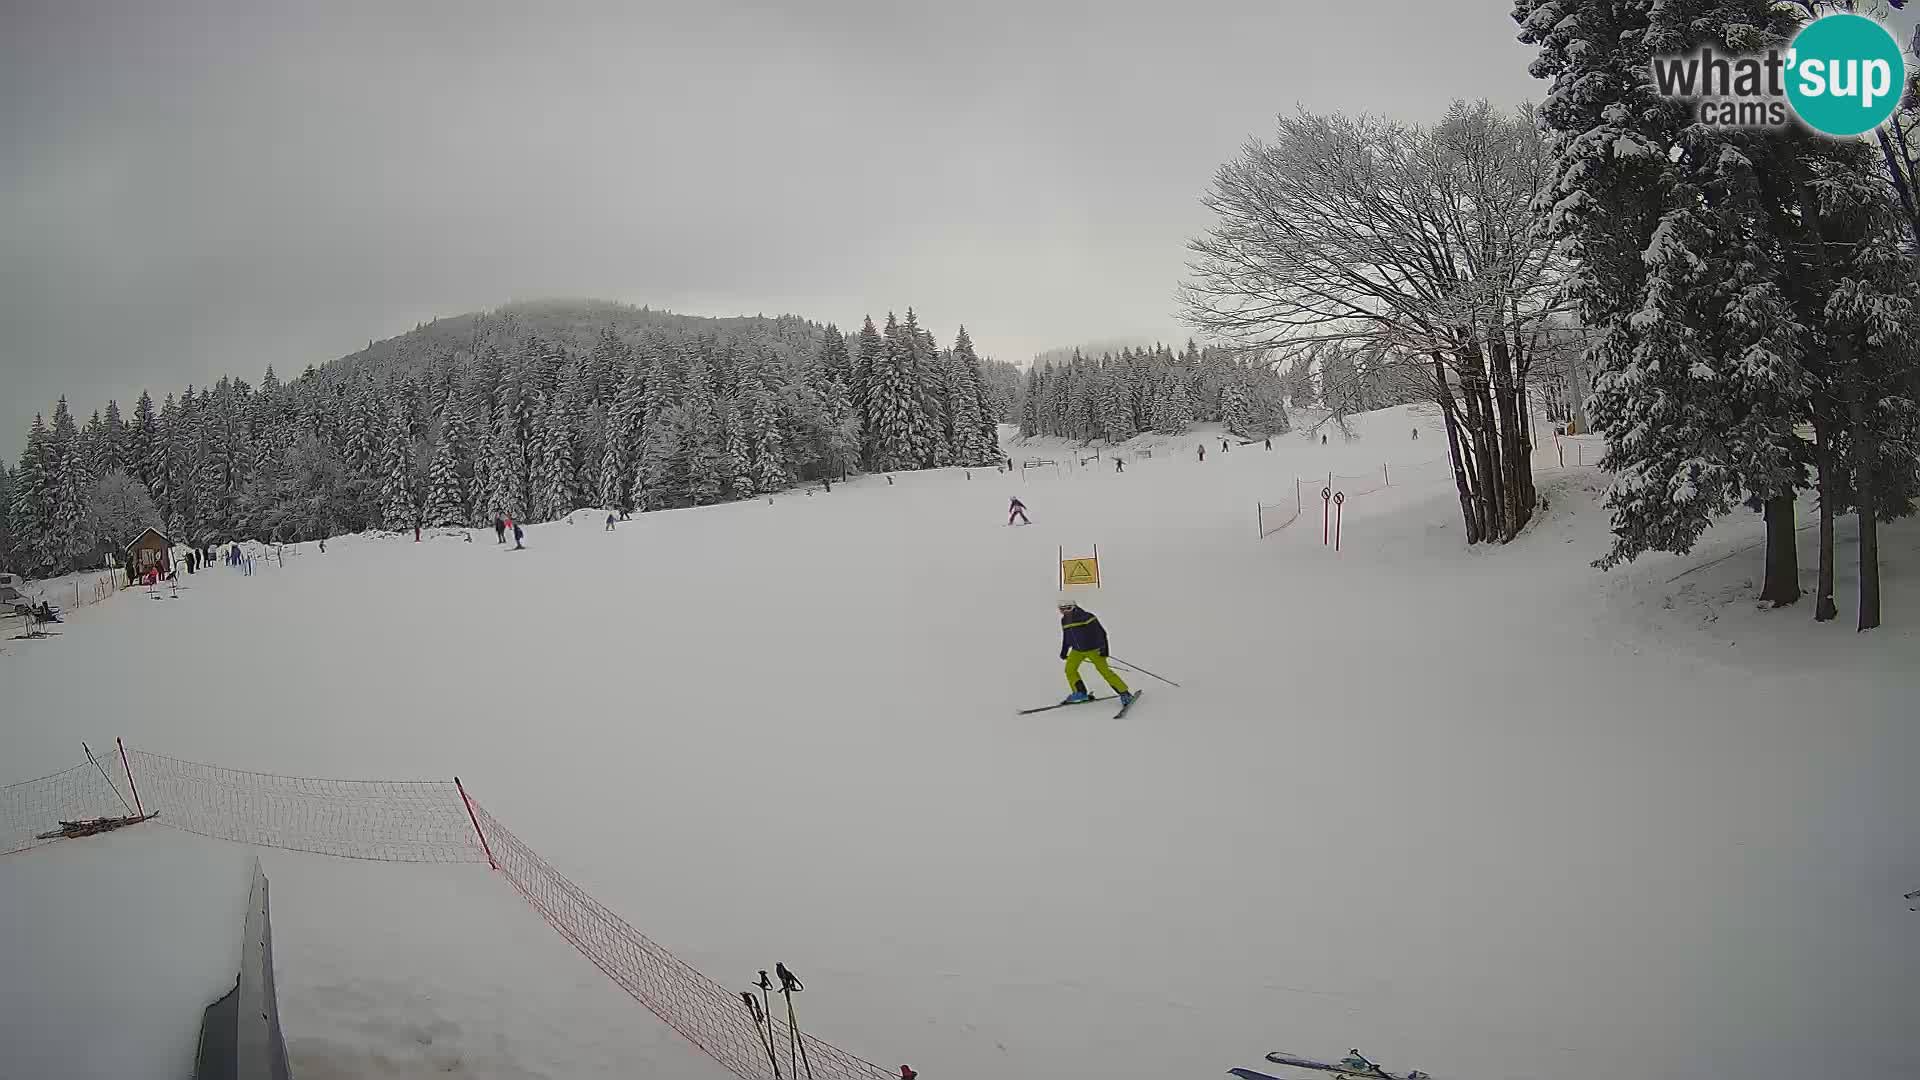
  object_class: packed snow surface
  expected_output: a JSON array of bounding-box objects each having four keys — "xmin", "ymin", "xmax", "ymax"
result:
[{"xmin": 5, "ymin": 407, "xmax": 1917, "ymax": 1080}]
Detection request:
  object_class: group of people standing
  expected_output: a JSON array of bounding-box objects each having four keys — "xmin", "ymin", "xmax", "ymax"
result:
[{"xmin": 491, "ymin": 513, "xmax": 525, "ymax": 549}]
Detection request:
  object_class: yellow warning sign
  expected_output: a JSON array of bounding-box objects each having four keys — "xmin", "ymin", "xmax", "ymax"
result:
[{"xmin": 1060, "ymin": 558, "xmax": 1100, "ymax": 586}]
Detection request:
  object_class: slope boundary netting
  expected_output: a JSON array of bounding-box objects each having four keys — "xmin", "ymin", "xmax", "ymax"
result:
[
  {"xmin": 120, "ymin": 749, "xmax": 487, "ymax": 863},
  {"xmin": 2, "ymin": 746, "xmax": 893, "ymax": 1080},
  {"xmin": 1, "ymin": 760, "xmax": 134, "ymax": 856},
  {"xmin": 468, "ymin": 799, "xmax": 894, "ymax": 1080}
]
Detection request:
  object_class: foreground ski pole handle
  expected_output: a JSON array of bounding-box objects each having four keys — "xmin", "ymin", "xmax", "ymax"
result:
[
  {"xmin": 776, "ymin": 963, "xmax": 814, "ymax": 1080},
  {"xmin": 755, "ymin": 972, "xmax": 782, "ymax": 1078},
  {"xmin": 1107, "ymin": 655, "xmax": 1182, "ymax": 688}
]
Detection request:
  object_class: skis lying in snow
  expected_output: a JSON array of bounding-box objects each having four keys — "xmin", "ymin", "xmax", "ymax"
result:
[
  {"xmin": 1016, "ymin": 696, "xmax": 1108, "ymax": 715},
  {"xmin": 1241, "ymin": 1049, "xmax": 1433, "ymax": 1080}
]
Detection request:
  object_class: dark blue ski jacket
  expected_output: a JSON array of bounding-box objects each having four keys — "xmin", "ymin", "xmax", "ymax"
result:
[{"xmin": 1060, "ymin": 606, "xmax": 1109, "ymax": 659}]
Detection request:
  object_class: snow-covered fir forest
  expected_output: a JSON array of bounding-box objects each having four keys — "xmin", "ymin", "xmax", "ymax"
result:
[
  {"xmin": 1015, "ymin": 343, "xmax": 1294, "ymax": 442},
  {"xmin": 0, "ymin": 300, "xmax": 1026, "ymax": 575}
]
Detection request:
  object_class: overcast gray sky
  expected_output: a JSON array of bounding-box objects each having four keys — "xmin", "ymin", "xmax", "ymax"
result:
[{"xmin": 2, "ymin": 0, "xmax": 1543, "ymax": 439}]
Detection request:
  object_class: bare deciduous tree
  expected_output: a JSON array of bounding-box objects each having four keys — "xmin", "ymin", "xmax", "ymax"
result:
[{"xmin": 1181, "ymin": 101, "xmax": 1568, "ymax": 543}]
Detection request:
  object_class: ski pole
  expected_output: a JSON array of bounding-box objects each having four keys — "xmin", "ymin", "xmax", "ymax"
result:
[
  {"xmin": 1107, "ymin": 656, "xmax": 1182, "ymax": 688},
  {"xmin": 755, "ymin": 971, "xmax": 781, "ymax": 1078},
  {"xmin": 740, "ymin": 991, "xmax": 780, "ymax": 1077},
  {"xmin": 777, "ymin": 962, "xmax": 813, "ymax": 1080}
]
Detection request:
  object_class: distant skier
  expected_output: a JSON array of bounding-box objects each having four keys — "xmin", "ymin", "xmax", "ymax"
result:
[
  {"xmin": 1221, "ymin": 438, "xmax": 1229, "ymax": 453},
  {"xmin": 1197, "ymin": 444, "xmax": 1206, "ymax": 462},
  {"xmin": 1114, "ymin": 458, "xmax": 1125, "ymax": 473},
  {"xmin": 1056, "ymin": 595, "xmax": 1134, "ymax": 706},
  {"xmin": 319, "ymin": 538, "xmax": 326, "ymax": 554},
  {"xmin": 512, "ymin": 521, "xmax": 525, "ymax": 550},
  {"xmin": 605, "ymin": 513, "xmax": 616, "ymax": 531},
  {"xmin": 1412, "ymin": 427, "xmax": 1419, "ymax": 440},
  {"xmin": 1008, "ymin": 496, "xmax": 1030, "ymax": 526},
  {"xmin": 493, "ymin": 514, "xmax": 507, "ymax": 544},
  {"xmin": 1321, "ymin": 434, "xmax": 1328, "ymax": 445},
  {"xmin": 1264, "ymin": 436, "xmax": 1272, "ymax": 450}
]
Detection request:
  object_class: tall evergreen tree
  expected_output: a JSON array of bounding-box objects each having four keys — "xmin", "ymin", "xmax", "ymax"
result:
[
  {"xmin": 381, "ymin": 402, "xmax": 416, "ymax": 531},
  {"xmin": 423, "ymin": 399, "xmax": 471, "ymax": 527},
  {"xmin": 48, "ymin": 398, "xmax": 90, "ymax": 568},
  {"xmin": 12, "ymin": 415, "xmax": 52, "ymax": 572}
]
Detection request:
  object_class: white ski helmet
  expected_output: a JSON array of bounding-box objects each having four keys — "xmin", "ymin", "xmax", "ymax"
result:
[{"xmin": 1056, "ymin": 592, "xmax": 1080, "ymax": 609}]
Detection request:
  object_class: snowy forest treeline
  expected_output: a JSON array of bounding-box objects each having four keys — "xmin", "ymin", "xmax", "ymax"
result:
[
  {"xmin": 0, "ymin": 303, "xmax": 1023, "ymax": 576},
  {"xmin": 1015, "ymin": 343, "xmax": 1293, "ymax": 442}
]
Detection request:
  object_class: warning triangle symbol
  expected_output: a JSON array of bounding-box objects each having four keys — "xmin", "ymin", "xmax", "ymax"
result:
[{"xmin": 1064, "ymin": 562, "xmax": 1094, "ymax": 584}]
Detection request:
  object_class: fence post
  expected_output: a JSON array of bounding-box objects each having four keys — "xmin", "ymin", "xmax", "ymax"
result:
[
  {"xmin": 116, "ymin": 738, "xmax": 145, "ymax": 818},
  {"xmin": 455, "ymin": 777, "xmax": 498, "ymax": 870},
  {"xmin": 1334, "ymin": 492, "xmax": 1346, "ymax": 552},
  {"xmin": 1383, "ymin": 462, "xmax": 1390, "ymax": 488}
]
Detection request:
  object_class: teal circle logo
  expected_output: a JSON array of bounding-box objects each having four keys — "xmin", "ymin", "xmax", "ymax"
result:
[{"xmin": 1786, "ymin": 13, "xmax": 1906, "ymax": 137}]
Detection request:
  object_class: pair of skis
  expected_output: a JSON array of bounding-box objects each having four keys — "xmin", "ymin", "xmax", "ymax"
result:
[
  {"xmin": 1234, "ymin": 1049, "xmax": 1433, "ymax": 1080},
  {"xmin": 1015, "ymin": 689, "xmax": 1143, "ymax": 719}
]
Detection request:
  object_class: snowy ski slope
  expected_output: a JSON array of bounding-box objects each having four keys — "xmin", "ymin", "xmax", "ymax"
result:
[{"xmin": 4, "ymin": 405, "xmax": 1917, "ymax": 1080}]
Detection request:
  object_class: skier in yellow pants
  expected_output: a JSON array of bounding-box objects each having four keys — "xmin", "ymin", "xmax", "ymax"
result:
[{"xmin": 1057, "ymin": 594, "xmax": 1134, "ymax": 706}]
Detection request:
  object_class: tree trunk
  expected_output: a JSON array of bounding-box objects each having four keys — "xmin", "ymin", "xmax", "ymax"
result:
[
  {"xmin": 1759, "ymin": 494, "xmax": 1801, "ymax": 606},
  {"xmin": 1814, "ymin": 417, "xmax": 1838, "ymax": 623},
  {"xmin": 1433, "ymin": 352, "xmax": 1482, "ymax": 544},
  {"xmin": 1848, "ymin": 368, "xmax": 1881, "ymax": 632},
  {"xmin": 1456, "ymin": 343, "xmax": 1504, "ymax": 540}
]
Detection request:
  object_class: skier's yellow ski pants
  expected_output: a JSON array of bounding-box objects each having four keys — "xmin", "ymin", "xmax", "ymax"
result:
[{"xmin": 1065, "ymin": 650, "xmax": 1129, "ymax": 694}]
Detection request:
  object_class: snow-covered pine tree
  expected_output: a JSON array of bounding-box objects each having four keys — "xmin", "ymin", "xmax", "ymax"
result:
[
  {"xmin": 817, "ymin": 324, "xmax": 851, "ymax": 390},
  {"xmin": 853, "ymin": 316, "xmax": 885, "ymax": 466},
  {"xmin": 1219, "ymin": 376, "xmax": 1255, "ymax": 437},
  {"xmin": 0, "ymin": 462, "xmax": 16, "ymax": 573},
  {"xmin": 101, "ymin": 400, "xmax": 128, "ymax": 479},
  {"xmin": 485, "ymin": 402, "xmax": 522, "ymax": 520},
  {"xmin": 682, "ymin": 360, "xmax": 727, "ymax": 506},
  {"xmin": 1520, "ymin": 0, "xmax": 1808, "ymax": 588},
  {"xmin": 12, "ymin": 415, "xmax": 52, "ymax": 573},
  {"xmin": 1019, "ymin": 364, "xmax": 1043, "ymax": 437},
  {"xmin": 600, "ymin": 364, "xmax": 647, "ymax": 511},
  {"xmin": 947, "ymin": 327, "xmax": 1000, "ymax": 463},
  {"xmin": 47, "ymin": 398, "xmax": 91, "ymax": 569},
  {"xmin": 866, "ymin": 314, "xmax": 931, "ymax": 472},
  {"xmin": 380, "ymin": 402, "xmax": 415, "ymax": 531},
  {"xmin": 535, "ymin": 390, "xmax": 581, "ymax": 519},
  {"xmin": 746, "ymin": 375, "xmax": 789, "ymax": 493},
  {"xmin": 630, "ymin": 406, "xmax": 683, "ymax": 511},
  {"xmin": 720, "ymin": 396, "xmax": 753, "ymax": 500},
  {"xmin": 130, "ymin": 391, "xmax": 159, "ymax": 493},
  {"xmin": 900, "ymin": 310, "xmax": 948, "ymax": 466},
  {"xmin": 423, "ymin": 398, "xmax": 470, "ymax": 527}
]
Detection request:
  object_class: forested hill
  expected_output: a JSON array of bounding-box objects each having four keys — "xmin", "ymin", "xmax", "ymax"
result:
[
  {"xmin": 1, "ymin": 299, "xmax": 1024, "ymax": 577},
  {"xmin": 330, "ymin": 300, "xmax": 831, "ymax": 385}
]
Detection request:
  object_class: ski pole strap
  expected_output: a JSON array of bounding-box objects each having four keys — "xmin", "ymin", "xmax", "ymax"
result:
[
  {"xmin": 741, "ymin": 992, "xmax": 764, "ymax": 1022},
  {"xmin": 776, "ymin": 962, "xmax": 805, "ymax": 993}
]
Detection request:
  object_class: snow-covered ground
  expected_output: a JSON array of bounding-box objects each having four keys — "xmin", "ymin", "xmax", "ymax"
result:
[{"xmin": 4, "ymin": 406, "xmax": 1916, "ymax": 1080}]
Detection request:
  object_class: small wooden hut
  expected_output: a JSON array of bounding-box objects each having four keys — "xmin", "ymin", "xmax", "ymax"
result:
[{"xmin": 126, "ymin": 528, "xmax": 174, "ymax": 576}]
